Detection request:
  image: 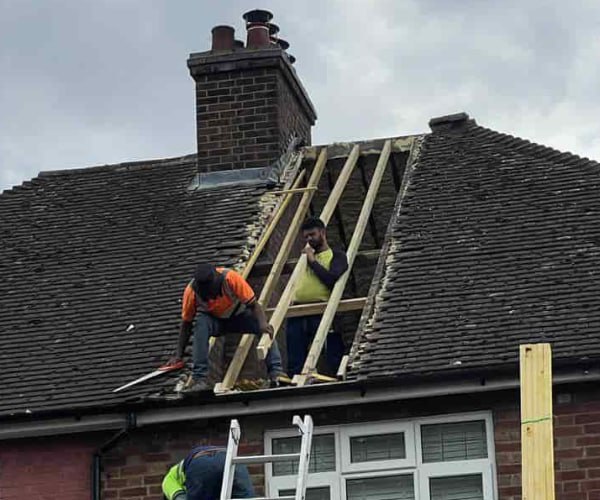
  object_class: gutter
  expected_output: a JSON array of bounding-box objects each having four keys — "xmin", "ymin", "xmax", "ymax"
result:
[
  {"xmin": 2, "ymin": 367, "xmax": 599, "ymax": 440},
  {"xmin": 92, "ymin": 412, "xmax": 136, "ymax": 500}
]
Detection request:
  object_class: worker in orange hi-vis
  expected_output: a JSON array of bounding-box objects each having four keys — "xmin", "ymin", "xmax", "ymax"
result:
[{"xmin": 170, "ymin": 263, "xmax": 287, "ymax": 392}]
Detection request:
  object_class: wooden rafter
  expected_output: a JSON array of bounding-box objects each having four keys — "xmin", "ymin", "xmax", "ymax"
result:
[
  {"xmin": 256, "ymin": 145, "xmax": 361, "ymax": 361},
  {"xmin": 293, "ymin": 140, "xmax": 392, "ymax": 386},
  {"xmin": 214, "ymin": 148, "xmax": 329, "ymax": 393},
  {"xmin": 207, "ymin": 163, "xmax": 305, "ymax": 353}
]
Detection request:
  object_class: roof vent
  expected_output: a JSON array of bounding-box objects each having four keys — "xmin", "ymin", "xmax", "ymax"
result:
[{"xmin": 429, "ymin": 112, "xmax": 473, "ymax": 132}]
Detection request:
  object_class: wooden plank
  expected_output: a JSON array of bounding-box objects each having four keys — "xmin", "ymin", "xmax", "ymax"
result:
[
  {"xmin": 208, "ymin": 166, "xmax": 305, "ymax": 352},
  {"xmin": 215, "ymin": 148, "xmax": 329, "ymax": 393},
  {"xmin": 269, "ymin": 186, "xmax": 316, "ymax": 195},
  {"xmin": 293, "ymin": 140, "xmax": 392, "ymax": 386},
  {"xmin": 520, "ymin": 343, "xmax": 555, "ymax": 500},
  {"xmin": 256, "ymin": 145, "xmax": 361, "ymax": 360},
  {"xmin": 265, "ymin": 297, "xmax": 366, "ymax": 319},
  {"xmin": 336, "ymin": 354, "xmax": 349, "ymax": 380}
]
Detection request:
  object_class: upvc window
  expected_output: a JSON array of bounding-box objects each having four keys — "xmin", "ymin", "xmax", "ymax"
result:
[{"xmin": 265, "ymin": 412, "xmax": 496, "ymax": 500}]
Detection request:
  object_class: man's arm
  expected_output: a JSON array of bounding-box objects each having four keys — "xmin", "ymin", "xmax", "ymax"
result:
[
  {"xmin": 162, "ymin": 462, "xmax": 187, "ymax": 500},
  {"xmin": 175, "ymin": 321, "xmax": 193, "ymax": 360},
  {"xmin": 305, "ymin": 248, "xmax": 349, "ymax": 289},
  {"xmin": 247, "ymin": 301, "xmax": 274, "ymax": 337}
]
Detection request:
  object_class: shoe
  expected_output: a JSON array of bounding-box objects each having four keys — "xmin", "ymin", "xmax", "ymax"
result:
[
  {"xmin": 183, "ymin": 378, "xmax": 210, "ymax": 393},
  {"xmin": 269, "ymin": 372, "xmax": 292, "ymax": 388}
]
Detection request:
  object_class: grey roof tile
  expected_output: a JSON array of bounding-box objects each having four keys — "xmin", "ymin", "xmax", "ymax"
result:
[
  {"xmin": 350, "ymin": 120, "xmax": 600, "ymax": 380},
  {"xmin": 0, "ymin": 155, "xmax": 269, "ymax": 417}
]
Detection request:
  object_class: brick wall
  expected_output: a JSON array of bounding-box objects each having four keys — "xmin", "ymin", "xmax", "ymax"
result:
[
  {"xmin": 7, "ymin": 384, "xmax": 600, "ymax": 499},
  {"xmin": 99, "ymin": 384, "xmax": 600, "ymax": 500},
  {"xmin": 102, "ymin": 417, "xmax": 267, "ymax": 500},
  {"xmin": 0, "ymin": 433, "xmax": 103, "ymax": 500},
  {"xmin": 495, "ymin": 387, "xmax": 600, "ymax": 500},
  {"xmin": 189, "ymin": 50, "xmax": 315, "ymax": 174}
]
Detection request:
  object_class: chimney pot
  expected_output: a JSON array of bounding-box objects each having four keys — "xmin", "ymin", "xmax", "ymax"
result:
[
  {"xmin": 211, "ymin": 25, "xmax": 235, "ymax": 51},
  {"xmin": 246, "ymin": 23, "xmax": 270, "ymax": 49},
  {"xmin": 276, "ymin": 38, "xmax": 290, "ymax": 51},
  {"xmin": 268, "ymin": 23, "xmax": 280, "ymax": 35},
  {"xmin": 242, "ymin": 9, "xmax": 273, "ymax": 24}
]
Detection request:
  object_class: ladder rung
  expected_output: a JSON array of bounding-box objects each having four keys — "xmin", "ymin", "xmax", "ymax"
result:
[
  {"xmin": 232, "ymin": 453, "xmax": 300, "ymax": 465},
  {"xmin": 245, "ymin": 497, "xmax": 295, "ymax": 500}
]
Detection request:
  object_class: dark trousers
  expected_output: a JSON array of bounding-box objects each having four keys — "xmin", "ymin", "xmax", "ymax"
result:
[
  {"xmin": 286, "ymin": 315, "xmax": 345, "ymax": 376},
  {"xmin": 192, "ymin": 310, "xmax": 283, "ymax": 380},
  {"xmin": 185, "ymin": 451, "xmax": 254, "ymax": 499}
]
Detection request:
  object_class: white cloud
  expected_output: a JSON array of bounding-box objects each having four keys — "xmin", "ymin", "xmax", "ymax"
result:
[{"xmin": 1, "ymin": 0, "xmax": 600, "ymax": 191}]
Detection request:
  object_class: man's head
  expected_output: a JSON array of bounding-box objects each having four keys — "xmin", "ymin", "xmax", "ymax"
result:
[
  {"xmin": 192, "ymin": 263, "xmax": 223, "ymax": 301},
  {"xmin": 301, "ymin": 217, "xmax": 327, "ymax": 251}
]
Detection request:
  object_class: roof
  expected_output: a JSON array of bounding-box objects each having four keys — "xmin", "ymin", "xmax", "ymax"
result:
[
  {"xmin": 349, "ymin": 114, "xmax": 600, "ymax": 380},
  {"xmin": 0, "ymin": 155, "xmax": 273, "ymax": 417},
  {"xmin": 3, "ymin": 113, "xmax": 600, "ymax": 419}
]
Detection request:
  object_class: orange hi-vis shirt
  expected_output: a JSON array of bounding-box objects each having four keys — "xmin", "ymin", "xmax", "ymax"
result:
[{"xmin": 181, "ymin": 268, "xmax": 256, "ymax": 322}]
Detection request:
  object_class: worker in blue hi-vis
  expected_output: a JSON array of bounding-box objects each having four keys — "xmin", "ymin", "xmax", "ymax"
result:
[{"xmin": 162, "ymin": 445, "xmax": 254, "ymax": 500}]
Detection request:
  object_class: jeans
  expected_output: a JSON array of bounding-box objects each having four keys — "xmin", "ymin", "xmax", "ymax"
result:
[
  {"xmin": 185, "ymin": 451, "xmax": 254, "ymax": 499},
  {"xmin": 192, "ymin": 310, "xmax": 284, "ymax": 380},
  {"xmin": 286, "ymin": 315, "xmax": 345, "ymax": 376}
]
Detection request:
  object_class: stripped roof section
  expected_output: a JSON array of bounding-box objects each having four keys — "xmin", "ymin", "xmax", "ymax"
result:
[{"xmin": 349, "ymin": 116, "xmax": 600, "ymax": 380}]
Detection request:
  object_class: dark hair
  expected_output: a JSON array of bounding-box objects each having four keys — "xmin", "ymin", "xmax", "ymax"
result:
[
  {"xmin": 301, "ymin": 216, "xmax": 325, "ymax": 231},
  {"xmin": 193, "ymin": 263, "xmax": 215, "ymax": 286}
]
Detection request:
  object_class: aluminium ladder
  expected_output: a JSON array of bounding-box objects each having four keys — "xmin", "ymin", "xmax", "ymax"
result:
[{"xmin": 220, "ymin": 414, "xmax": 314, "ymax": 500}]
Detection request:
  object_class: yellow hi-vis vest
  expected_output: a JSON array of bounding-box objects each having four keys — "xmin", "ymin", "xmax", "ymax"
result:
[{"xmin": 295, "ymin": 248, "xmax": 334, "ymax": 303}]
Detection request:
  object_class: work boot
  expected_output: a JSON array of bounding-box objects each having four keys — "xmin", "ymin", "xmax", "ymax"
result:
[
  {"xmin": 183, "ymin": 378, "xmax": 210, "ymax": 393},
  {"xmin": 269, "ymin": 372, "xmax": 292, "ymax": 388}
]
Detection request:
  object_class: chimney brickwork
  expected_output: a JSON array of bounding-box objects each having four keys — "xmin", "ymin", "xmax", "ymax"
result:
[{"xmin": 188, "ymin": 12, "xmax": 316, "ymax": 173}]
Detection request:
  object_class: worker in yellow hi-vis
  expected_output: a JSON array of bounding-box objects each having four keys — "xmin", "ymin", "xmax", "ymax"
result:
[
  {"xmin": 162, "ymin": 445, "xmax": 254, "ymax": 500},
  {"xmin": 286, "ymin": 217, "xmax": 349, "ymax": 376}
]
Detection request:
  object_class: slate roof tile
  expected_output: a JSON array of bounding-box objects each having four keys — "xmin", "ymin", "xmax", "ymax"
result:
[
  {"xmin": 349, "ymin": 120, "xmax": 600, "ymax": 380},
  {"xmin": 0, "ymin": 155, "xmax": 270, "ymax": 417}
]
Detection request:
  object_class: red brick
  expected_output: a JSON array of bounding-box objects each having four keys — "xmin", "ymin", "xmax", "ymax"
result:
[
  {"xmin": 119, "ymin": 486, "xmax": 148, "ymax": 497},
  {"xmin": 555, "ymin": 425, "xmax": 585, "ymax": 437}
]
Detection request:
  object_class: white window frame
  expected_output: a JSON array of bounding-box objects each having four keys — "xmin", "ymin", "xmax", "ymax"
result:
[
  {"xmin": 415, "ymin": 412, "xmax": 497, "ymax": 500},
  {"xmin": 264, "ymin": 411, "xmax": 497, "ymax": 500},
  {"xmin": 265, "ymin": 425, "xmax": 340, "ymax": 499},
  {"xmin": 341, "ymin": 420, "xmax": 415, "ymax": 473},
  {"xmin": 341, "ymin": 469, "xmax": 419, "ymax": 500}
]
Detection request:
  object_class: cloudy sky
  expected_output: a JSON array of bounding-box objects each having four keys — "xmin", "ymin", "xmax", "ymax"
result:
[{"xmin": 1, "ymin": 0, "xmax": 599, "ymax": 192}]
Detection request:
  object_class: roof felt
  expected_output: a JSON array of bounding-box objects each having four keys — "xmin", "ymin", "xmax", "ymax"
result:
[
  {"xmin": 0, "ymin": 155, "xmax": 269, "ymax": 417},
  {"xmin": 350, "ymin": 118, "xmax": 600, "ymax": 380}
]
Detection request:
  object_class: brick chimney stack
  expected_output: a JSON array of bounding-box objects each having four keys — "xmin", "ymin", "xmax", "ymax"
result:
[{"xmin": 187, "ymin": 10, "xmax": 317, "ymax": 173}]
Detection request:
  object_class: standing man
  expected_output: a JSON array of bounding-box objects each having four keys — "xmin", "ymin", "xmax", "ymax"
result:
[
  {"xmin": 286, "ymin": 217, "xmax": 349, "ymax": 376},
  {"xmin": 162, "ymin": 445, "xmax": 254, "ymax": 499},
  {"xmin": 173, "ymin": 263, "xmax": 286, "ymax": 392}
]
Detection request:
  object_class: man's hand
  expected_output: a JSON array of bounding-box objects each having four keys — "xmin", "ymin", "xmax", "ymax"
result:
[
  {"xmin": 260, "ymin": 323, "xmax": 274, "ymax": 338},
  {"xmin": 302, "ymin": 243, "xmax": 316, "ymax": 263},
  {"xmin": 166, "ymin": 355, "xmax": 183, "ymax": 367}
]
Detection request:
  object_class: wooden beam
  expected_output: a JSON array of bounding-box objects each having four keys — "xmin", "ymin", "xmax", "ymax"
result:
[
  {"xmin": 336, "ymin": 355, "xmax": 349, "ymax": 381},
  {"xmin": 207, "ymin": 165, "xmax": 305, "ymax": 352},
  {"xmin": 269, "ymin": 186, "xmax": 316, "ymax": 195},
  {"xmin": 214, "ymin": 148, "xmax": 329, "ymax": 394},
  {"xmin": 256, "ymin": 145, "xmax": 361, "ymax": 361},
  {"xmin": 265, "ymin": 297, "xmax": 366, "ymax": 319},
  {"xmin": 520, "ymin": 343, "xmax": 555, "ymax": 500},
  {"xmin": 251, "ymin": 249, "xmax": 381, "ymax": 277},
  {"xmin": 293, "ymin": 140, "xmax": 392, "ymax": 386}
]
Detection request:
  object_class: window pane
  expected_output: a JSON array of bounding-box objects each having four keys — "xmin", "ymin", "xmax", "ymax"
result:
[
  {"xmin": 280, "ymin": 486, "xmax": 330, "ymax": 500},
  {"xmin": 346, "ymin": 475, "xmax": 414, "ymax": 500},
  {"xmin": 430, "ymin": 474, "xmax": 484, "ymax": 500},
  {"xmin": 421, "ymin": 420, "xmax": 487, "ymax": 463},
  {"xmin": 272, "ymin": 434, "xmax": 335, "ymax": 476},
  {"xmin": 350, "ymin": 433, "xmax": 406, "ymax": 463}
]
